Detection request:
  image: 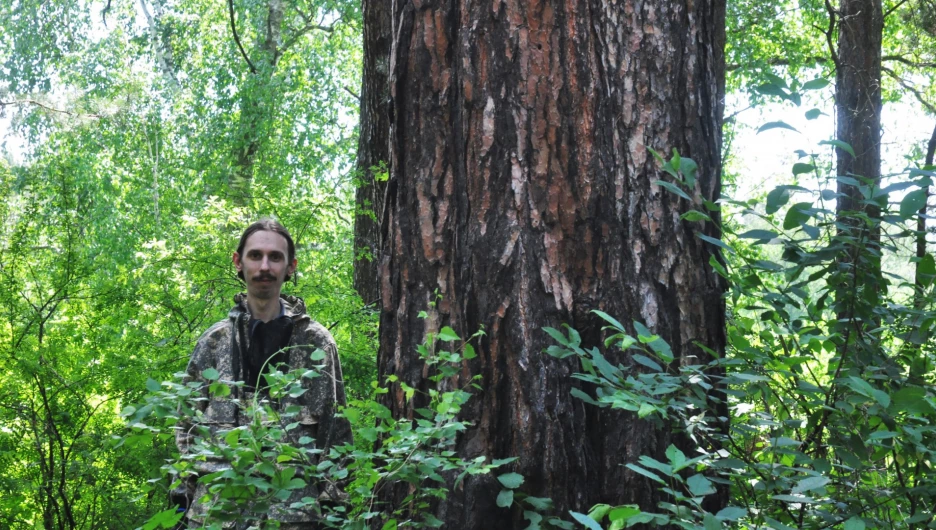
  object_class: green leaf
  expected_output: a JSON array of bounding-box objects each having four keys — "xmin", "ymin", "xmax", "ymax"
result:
[
  {"xmin": 891, "ymin": 386, "xmax": 934, "ymax": 415},
  {"xmin": 141, "ymin": 507, "xmax": 185, "ymax": 530},
  {"xmin": 570, "ymin": 387, "xmax": 602, "ymax": 406},
  {"xmin": 588, "ymin": 504, "xmax": 612, "ymax": 522},
  {"xmin": 792, "ymin": 163, "xmax": 815, "ymax": 175},
  {"xmin": 655, "ymin": 180, "xmax": 691, "ymax": 201},
  {"xmin": 145, "ymin": 378, "xmax": 162, "ymax": 392},
  {"xmin": 765, "ymin": 516, "xmax": 799, "ymax": 530},
  {"xmin": 791, "ymin": 476, "xmax": 830, "ymax": 494},
  {"xmin": 570, "ymin": 511, "xmax": 603, "ymax": 530},
  {"xmin": 592, "ymin": 310, "xmax": 626, "ymax": 332},
  {"xmin": 900, "ymin": 189, "xmax": 927, "ymax": 219},
  {"xmin": 665, "ymin": 445, "xmax": 686, "ymax": 469},
  {"xmin": 525, "ymin": 511, "xmax": 544, "ymax": 529},
  {"xmin": 844, "ymin": 517, "xmax": 865, "ymax": 530},
  {"xmin": 463, "ymin": 343, "xmax": 477, "ymax": 360},
  {"xmin": 625, "ymin": 463, "xmax": 665, "ymax": 484},
  {"xmin": 202, "ymin": 368, "xmax": 220, "ymax": 381},
  {"xmin": 681, "ymin": 209, "xmax": 711, "ymax": 222},
  {"xmin": 608, "ymin": 506, "xmax": 641, "ymax": 522},
  {"xmin": 738, "ymin": 229, "xmax": 778, "ymax": 241},
  {"xmin": 771, "ymin": 494, "xmax": 816, "ymax": 503},
  {"xmin": 802, "ymin": 78, "xmax": 830, "ymax": 90},
  {"xmin": 525, "ymin": 497, "xmax": 554, "ymax": 511},
  {"xmin": 497, "ymin": 472, "xmax": 525, "ymax": 489},
  {"xmin": 703, "ymin": 514, "xmax": 721, "ymax": 530},
  {"xmin": 766, "ymin": 186, "xmax": 792, "ymax": 214},
  {"xmin": 805, "ymin": 108, "xmax": 823, "ymax": 120},
  {"xmin": 437, "ymin": 326, "xmax": 460, "ymax": 342},
  {"xmin": 697, "ymin": 233, "xmax": 734, "ymax": 253},
  {"xmin": 757, "ymin": 121, "xmax": 799, "ymax": 134},
  {"xmin": 820, "ymin": 139, "xmax": 856, "ymax": 157},
  {"xmin": 381, "ymin": 520, "xmax": 398, "ymax": 530},
  {"xmin": 715, "ymin": 506, "xmax": 746, "ymax": 521},
  {"xmin": 632, "ymin": 354, "xmax": 662, "ymax": 371},
  {"xmin": 687, "ymin": 474, "xmax": 716, "ymax": 496},
  {"xmin": 679, "ymin": 157, "xmax": 698, "ymax": 187},
  {"xmin": 543, "ymin": 326, "xmax": 571, "ymax": 347},
  {"xmin": 783, "ymin": 202, "xmax": 813, "ymax": 230},
  {"xmin": 918, "ymin": 254, "xmax": 936, "ymax": 287},
  {"xmin": 496, "ymin": 489, "xmax": 514, "ymax": 508}
]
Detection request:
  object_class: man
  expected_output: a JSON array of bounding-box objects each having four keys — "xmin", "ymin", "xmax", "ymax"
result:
[{"xmin": 176, "ymin": 219, "xmax": 352, "ymax": 528}]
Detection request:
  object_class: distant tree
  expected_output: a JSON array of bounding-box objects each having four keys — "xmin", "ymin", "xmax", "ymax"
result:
[{"xmin": 352, "ymin": 0, "xmax": 392, "ymax": 306}]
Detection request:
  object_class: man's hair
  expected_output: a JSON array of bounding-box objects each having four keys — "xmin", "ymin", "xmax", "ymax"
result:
[{"xmin": 236, "ymin": 219, "xmax": 296, "ymax": 281}]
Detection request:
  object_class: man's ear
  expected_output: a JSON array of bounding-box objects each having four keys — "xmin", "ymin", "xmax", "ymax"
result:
[
  {"xmin": 287, "ymin": 258, "xmax": 297, "ymax": 277},
  {"xmin": 232, "ymin": 252, "xmax": 243, "ymax": 272}
]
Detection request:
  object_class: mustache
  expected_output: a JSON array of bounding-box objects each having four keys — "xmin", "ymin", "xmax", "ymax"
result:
[{"xmin": 252, "ymin": 273, "xmax": 278, "ymax": 281}]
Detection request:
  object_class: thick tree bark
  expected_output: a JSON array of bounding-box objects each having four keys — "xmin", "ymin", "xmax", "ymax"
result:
[
  {"xmin": 376, "ymin": 1, "xmax": 726, "ymax": 527},
  {"xmin": 352, "ymin": 0, "xmax": 392, "ymax": 305},
  {"xmin": 835, "ymin": 0, "xmax": 883, "ymax": 219}
]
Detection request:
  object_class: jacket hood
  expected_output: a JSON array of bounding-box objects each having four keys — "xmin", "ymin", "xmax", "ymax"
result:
[{"xmin": 229, "ymin": 293, "xmax": 310, "ymax": 322}]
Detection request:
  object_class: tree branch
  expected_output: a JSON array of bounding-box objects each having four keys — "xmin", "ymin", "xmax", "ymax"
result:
[
  {"xmin": 0, "ymin": 99, "xmax": 101, "ymax": 119},
  {"xmin": 228, "ymin": 0, "xmax": 257, "ymax": 74},
  {"xmin": 884, "ymin": 0, "xmax": 909, "ymax": 19},
  {"xmin": 727, "ymin": 54, "xmax": 936, "ymax": 73},
  {"xmin": 882, "ymin": 54, "xmax": 936, "ymax": 69},
  {"xmin": 883, "ymin": 67, "xmax": 936, "ymax": 115},
  {"xmin": 279, "ymin": 23, "xmax": 334, "ymax": 56},
  {"xmin": 824, "ymin": 0, "xmax": 841, "ymax": 69}
]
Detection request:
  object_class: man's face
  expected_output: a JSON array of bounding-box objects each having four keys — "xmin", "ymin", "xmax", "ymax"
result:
[{"xmin": 233, "ymin": 230, "xmax": 296, "ymax": 301}]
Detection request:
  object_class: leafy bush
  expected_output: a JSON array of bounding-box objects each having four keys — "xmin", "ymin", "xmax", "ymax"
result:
[{"xmin": 546, "ymin": 149, "xmax": 936, "ymax": 529}]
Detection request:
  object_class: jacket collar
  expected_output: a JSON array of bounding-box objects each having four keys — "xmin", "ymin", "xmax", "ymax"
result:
[{"xmin": 230, "ymin": 293, "xmax": 310, "ymax": 323}]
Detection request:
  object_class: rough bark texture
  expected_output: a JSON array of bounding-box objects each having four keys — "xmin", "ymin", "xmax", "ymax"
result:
[
  {"xmin": 377, "ymin": 1, "xmax": 726, "ymax": 527},
  {"xmin": 353, "ymin": 0, "xmax": 392, "ymax": 305},
  {"xmin": 835, "ymin": 0, "xmax": 882, "ymax": 217}
]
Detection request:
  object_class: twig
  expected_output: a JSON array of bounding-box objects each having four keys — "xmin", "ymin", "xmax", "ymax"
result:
[
  {"xmin": 0, "ymin": 99, "xmax": 101, "ymax": 119},
  {"xmin": 824, "ymin": 0, "xmax": 841, "ymax": 69},
  {"xmin": 882, "ymin": 67, "xmax": 936, "ymax": 115},
  {"xmin": 884, "ymin": 0, "xmax": 909, "ymax": 19},
  {"xmin": 344, "ymin": 86, "xmax": 360, "ymax": 101}
]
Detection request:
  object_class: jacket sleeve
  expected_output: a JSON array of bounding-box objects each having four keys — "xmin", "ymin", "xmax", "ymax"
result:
[
  {"xmin": 175, "ymin": 326, "xmax": 216, "ymax": 457},
  {"xmin": 288, "ymin": 322, "xmax": 353, "ymax": 451}
]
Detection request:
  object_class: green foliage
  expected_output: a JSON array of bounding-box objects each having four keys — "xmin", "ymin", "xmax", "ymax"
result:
[
  {"xmin": 545, "ymin": 151, "xmax": 936, "ymax": 529},
  {"xmin": 0, "ymin": 0, "xmax": 368, "ymax": 527},
  {"xmin": 125, "ymin": 323, "xmax": 504, "ymax": 529}
]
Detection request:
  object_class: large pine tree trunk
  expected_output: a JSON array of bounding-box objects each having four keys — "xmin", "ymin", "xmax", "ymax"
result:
[
  {"xmin": 377, "ymin": 1, "xmax": 726, "ymax": 526},
  {"xmin": 352, "ymin": 0, "xmax": 392, "ymax": 305}
]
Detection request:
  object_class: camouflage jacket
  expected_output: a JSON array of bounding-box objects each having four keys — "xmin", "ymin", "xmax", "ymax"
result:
[{"xmin": 176, "ymin": 294, "xmax": 352, "ymax": 525}]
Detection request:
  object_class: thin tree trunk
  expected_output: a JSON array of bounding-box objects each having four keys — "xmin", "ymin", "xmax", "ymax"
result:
[
  {"xmin": 915, "ymin": 122, "xmax": 936, "ymax": 294},
  {"xmin": 834, "ymin": 0, "xmax": 883, "ymax": 238},
  {"xmin": 352, "ymin": 0, "xmax": 392, "ymax": 305},
  {"xmin": 832, "ymin": 0, "xmax": 883, "ymax": 351},
  {"xmin": 377, "ymin": 1, "xmax": 727, "ymax": 527}
]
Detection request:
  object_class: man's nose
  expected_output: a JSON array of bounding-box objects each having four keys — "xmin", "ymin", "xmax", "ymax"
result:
[{"xmin": 260, "ymin": 256, "xmax": 271, "ymax": 270}]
